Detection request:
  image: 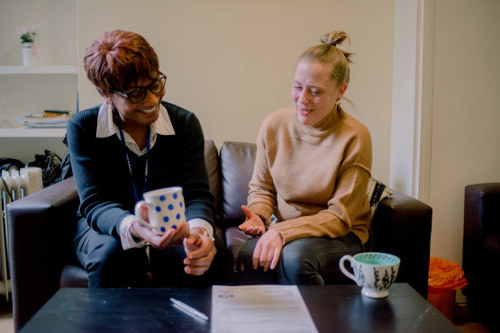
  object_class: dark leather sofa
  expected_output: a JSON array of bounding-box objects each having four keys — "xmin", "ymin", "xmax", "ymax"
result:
[
  {"xmin": 463, "ymin": 183, "xmax": 500, "ymax": 332},
  {"xmin": 8, "ymin": 140, "xmax": 432, "ymax": 331}
]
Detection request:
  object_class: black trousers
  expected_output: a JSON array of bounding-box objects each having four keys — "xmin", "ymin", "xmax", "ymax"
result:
[{"xmin": 73, "ymin": 220, "xmax": 229, "ymax": 288}]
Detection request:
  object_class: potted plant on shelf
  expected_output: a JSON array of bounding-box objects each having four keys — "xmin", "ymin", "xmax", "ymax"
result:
[{"xmin": 16, "ymin": 25, "xmax": 38, "ymax": 66}]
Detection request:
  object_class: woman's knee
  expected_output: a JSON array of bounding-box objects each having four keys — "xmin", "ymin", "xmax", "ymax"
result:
[
  {"xmin": 278, "ymin": 236, "xmax": 363, "ymax": 285},
  {"xmin": 278, "ymin": 240, "xmax": 323, "ymax": 285},
  {"xmin": 235, "ymin": 238, "xmax": 258, "ymax": 269},
  {"xmin": 235, "ymin": 238, "xmax": 278, "ymax": 284}
]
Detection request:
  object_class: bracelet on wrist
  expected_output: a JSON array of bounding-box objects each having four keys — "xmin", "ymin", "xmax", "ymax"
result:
[{"xmin": 257, "ymin": 214, "xmax": 268, "ymax": 229}]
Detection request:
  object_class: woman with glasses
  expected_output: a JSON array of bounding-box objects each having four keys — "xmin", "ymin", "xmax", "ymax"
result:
[
  {"xmin": 67, "ymin": 30, "xmax": 224, "ymax": 287},
  {"xmin": 236, "ymin": 30, "xmax": 373, "ymax": 285}
]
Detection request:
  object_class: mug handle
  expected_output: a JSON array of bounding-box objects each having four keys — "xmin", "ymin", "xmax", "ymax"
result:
[
  {"xmin": 134, "ymin": 200, "xmax": 160, "ymax": 231},
  {"xmin": 339, "ymin": 255, "xmax": 361, "ymax": 286}
]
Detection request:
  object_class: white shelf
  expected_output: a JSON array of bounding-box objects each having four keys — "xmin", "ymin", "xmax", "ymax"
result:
[
  {"xmin": 0, "ymin": 65, "xmax": 77, "ymax": 75},
  {"xmin": 0, "ymin": 127, "xmax": 66, "ymax": 138}
]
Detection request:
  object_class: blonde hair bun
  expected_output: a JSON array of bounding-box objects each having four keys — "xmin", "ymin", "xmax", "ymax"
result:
[
  {"xmin": 320, "ymin": 30, "xmax": 349, "ymax": 47},
  {"xmin": 299, "ymin": 29, "xmax": 353, "ymax": 85}
]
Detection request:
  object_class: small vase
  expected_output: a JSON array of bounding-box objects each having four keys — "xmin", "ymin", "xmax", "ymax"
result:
[{"xmin": 22, "ymin": 43, "xmax": 35, "ymax": 66}]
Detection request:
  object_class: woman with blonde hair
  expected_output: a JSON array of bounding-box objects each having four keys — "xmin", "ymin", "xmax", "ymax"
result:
[{"xmin": 237, "ymin": 30, "xmax": 373, "ymax": 284}]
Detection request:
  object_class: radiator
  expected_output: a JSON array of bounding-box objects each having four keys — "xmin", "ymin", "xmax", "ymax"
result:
[{"xmin": 0, "ymin": 167, "xmax": 43, "ymax": 301}]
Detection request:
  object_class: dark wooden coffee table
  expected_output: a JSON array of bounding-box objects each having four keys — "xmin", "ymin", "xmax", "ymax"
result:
[{"xmin": 20, "ymin": 283, "xmax": 459, "ymax": 332}]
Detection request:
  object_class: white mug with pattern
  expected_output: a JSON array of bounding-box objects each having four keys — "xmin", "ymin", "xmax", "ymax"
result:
[{"xmin": 339, "ymin": 252, "xmax": 400, "ymax": 298}]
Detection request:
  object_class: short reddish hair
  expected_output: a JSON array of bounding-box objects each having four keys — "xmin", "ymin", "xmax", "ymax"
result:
[{"xmin": 84, "ymin": 30, "xmax": 159, "ymax": 97}]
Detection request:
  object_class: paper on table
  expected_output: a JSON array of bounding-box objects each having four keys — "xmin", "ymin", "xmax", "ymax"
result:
[{"xmin": 211, "ymin": 285, "xmax": 318, "ymax": 333}]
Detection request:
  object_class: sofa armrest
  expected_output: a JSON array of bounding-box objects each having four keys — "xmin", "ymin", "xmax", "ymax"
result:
[
  {"xmin": 7, "ymin": 177, "xmax": 79, "ymax": 331},
  {"xmin": 464, "ymin": 183, "xmax": 500, "ymax": 247},
  {"xmin": 371, "ymin": 190, "xmax": 432, "ymax": 298},
  {"xmin": 463, "ymin": 183, "xmax": 500, "ymax": 294}
]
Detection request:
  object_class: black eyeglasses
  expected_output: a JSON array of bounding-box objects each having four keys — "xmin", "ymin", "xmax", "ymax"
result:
[{"xmin": 114, "ymin": 72, "xmax": 167, "ymax": 104}]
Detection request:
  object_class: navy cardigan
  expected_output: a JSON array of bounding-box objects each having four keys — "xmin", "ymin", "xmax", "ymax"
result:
[{"xmin": 66, "ymin": 101, "xmax": 215, "ymax": 238}]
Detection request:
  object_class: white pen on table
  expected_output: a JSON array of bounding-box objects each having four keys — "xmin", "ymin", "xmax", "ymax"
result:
[{"xmin": 170, "ymin": 297, "xmax": 209, "ymax": 321}]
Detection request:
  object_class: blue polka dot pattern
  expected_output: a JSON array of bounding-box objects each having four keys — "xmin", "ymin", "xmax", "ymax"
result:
[
  {"xmin": 145, "ymin": 187, "xmax": 186, "ymax": 234},
  {"xmin": 160, "ymin": 192, "xmax": 184, "ymax": 226}
]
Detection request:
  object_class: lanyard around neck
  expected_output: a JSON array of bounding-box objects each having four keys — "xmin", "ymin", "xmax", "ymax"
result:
[{"xmin": 116, "ymin": 123, "xmax": 150, "ymax": 203}]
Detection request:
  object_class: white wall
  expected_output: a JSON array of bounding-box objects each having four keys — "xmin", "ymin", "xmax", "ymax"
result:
[
  {"xmin": 76, "ymin": 0, "xmax": 394, "ymax": 182},
  {"xmin": 429, "ymin": 0, "xmax": 500, "ymax": 263},
  {"xmin": 0, "ymin": 0, "xmax": 394, "ymax": 179},
  {"xmin": 390, "ymin": 0, "xmax": 419, "ymax": 195}
]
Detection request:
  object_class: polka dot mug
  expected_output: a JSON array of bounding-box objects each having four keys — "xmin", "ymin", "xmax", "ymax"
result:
[{"xmin": 134, "ymin": 187, "xmax": 186, "ymax": 234}]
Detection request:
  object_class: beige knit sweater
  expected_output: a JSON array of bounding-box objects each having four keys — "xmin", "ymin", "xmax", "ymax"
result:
[{"xmin": 247, "ymin": 105, "xmax": 372, "ymax": 245}]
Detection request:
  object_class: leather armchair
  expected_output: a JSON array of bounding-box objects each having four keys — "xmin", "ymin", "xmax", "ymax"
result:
[
  {"xmin": 463, "ymin": 183, "xmax": 500, "ymax": 332},
  {"xmin": 8, "ymin": 177, "xmax": 80, "ymax": 331},
  {"xmin": 8, "ymin": 140, "xmax": 432, "ymax": 331}
]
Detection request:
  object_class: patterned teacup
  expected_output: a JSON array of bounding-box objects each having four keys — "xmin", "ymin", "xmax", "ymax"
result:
[
  {"xmin": 339, "ymin": 252, "xmax": 400, "ymax": 298},
  {"xmin": 134, "ymin": 187, "xmax": 186, "ymax": 234}
]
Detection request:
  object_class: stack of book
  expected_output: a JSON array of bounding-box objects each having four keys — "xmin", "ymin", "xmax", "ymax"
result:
[{"xmin": 18, "ymin": 110, "xmax": 70, "ymax": 128}]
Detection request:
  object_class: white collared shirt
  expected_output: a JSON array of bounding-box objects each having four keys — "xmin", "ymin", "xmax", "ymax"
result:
[
  {"xmin": 96, "ymin": 103, "xmax": 214, "ymax": 249},
  {"xmin": 96, "ymin": 102, "xmax": 175, "ymax": 154}
]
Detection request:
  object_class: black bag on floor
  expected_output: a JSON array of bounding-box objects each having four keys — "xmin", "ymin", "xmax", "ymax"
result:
[{"xmin": 27, "ymin": 150, "xmax": 62, "ymax": 187}]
